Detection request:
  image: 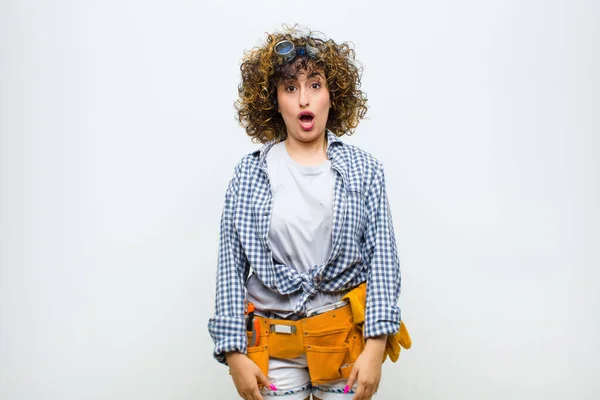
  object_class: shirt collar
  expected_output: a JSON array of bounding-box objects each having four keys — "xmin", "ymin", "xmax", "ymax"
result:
[{"xmin": 254, "ymin": 130, "xmax": 344, "ymax": 168}]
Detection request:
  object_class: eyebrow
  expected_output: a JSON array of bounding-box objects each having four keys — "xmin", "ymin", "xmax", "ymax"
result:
[
  {"xmin": 280, "ymin": 72, "xmax": 324, "ymax": 85},
  {"xmin": 307, "ymin": 72, "xmax": 324, "ymax": 79}
]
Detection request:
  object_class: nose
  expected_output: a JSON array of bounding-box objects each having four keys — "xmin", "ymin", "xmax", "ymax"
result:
[{"xmin": 298, "ymin": 87, "xmax": 309, "ymax": 107}]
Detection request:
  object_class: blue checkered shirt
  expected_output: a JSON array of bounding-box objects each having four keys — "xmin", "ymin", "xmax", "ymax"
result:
[{"xmin": 208, "ymin": 131, "xmax": 401, "ymax": 364}]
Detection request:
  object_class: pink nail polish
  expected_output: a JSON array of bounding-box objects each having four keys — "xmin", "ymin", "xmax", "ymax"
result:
[
  {"xmin": 343, "ymin": 385, "xmax": 350, "ymax": 394},
  {"xmin": 269, "ymin": 384, "xmax": 278, "ymax": 391}
]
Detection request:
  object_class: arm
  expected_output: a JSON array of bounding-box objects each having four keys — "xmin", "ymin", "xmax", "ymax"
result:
[
  {"xmin": 207, "ymin": 166, "xmax": 250, "ymax": 364},
  {"xmin": 208, "ymin": 166, "xmax": 277, "ymax": 398},
  {"xmin": 346, "ymin": 162, "xmax": 401, "ymax": 400},
  {"xmin": 363, "ymin": 162, "xmax": 401, "ymax": 339}
]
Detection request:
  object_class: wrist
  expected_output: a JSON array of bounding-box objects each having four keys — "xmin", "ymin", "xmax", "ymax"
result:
[
  {"xmin": 365, "ymin": 334, "xmax": 387, "ymax": 353},
  {"xmin": 225, "ymin": 351, "xmax": 245, "ymax": 364}
]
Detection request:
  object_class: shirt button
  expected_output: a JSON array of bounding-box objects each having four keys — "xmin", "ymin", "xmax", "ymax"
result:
[{"xmin": 264, "ymin": 211, "xmax": 268, "ymax": 216}]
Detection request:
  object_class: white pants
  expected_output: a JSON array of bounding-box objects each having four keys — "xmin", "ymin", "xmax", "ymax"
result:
[{"xmin": 260, "ymin": 354, "xmax": 359, "ymax": 400}]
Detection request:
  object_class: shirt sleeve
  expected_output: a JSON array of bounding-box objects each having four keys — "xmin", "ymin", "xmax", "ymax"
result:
[
  {"xmin": 207, "ymin": 167, "xmax": 250, "ymax": 364},
  {"xmin": 362, "ymin": 162, "xmax": 402, "ymax": 338}
]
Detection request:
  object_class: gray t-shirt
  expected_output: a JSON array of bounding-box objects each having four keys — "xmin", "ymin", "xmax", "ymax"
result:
[{"xmin": 245, "ymin": 141, "xmax": 343, "ymax": 316}]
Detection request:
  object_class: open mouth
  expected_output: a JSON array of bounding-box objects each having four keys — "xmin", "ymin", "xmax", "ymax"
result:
[{"xmin": 298, "ymin": 112, "xmax": 315, "ymax": 130}]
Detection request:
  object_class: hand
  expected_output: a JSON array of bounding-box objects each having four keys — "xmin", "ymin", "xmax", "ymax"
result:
[
  {"xmin": 345, "ymin": 335, "xmax": 387, "ymax": 400},
  {"xmin": 226, "ymin": 352, "xmax": 275, "ymax": 400}
]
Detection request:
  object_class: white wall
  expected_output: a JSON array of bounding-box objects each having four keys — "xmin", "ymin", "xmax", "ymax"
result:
[{"xmin": 1, "ymin": 0, "xmax": 598, "ymax": 399}]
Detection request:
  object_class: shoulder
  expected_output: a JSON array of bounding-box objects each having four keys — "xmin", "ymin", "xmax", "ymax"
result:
[
  {"xmin": 232, "ymin": 151, "xmax": 260, "ymax": 175},
  {"xmin": 336, "ymin": 141, "xmax": 385, "ymax": 189},
  {"xmin": 226, "ymin": 148, "xmax": 264, "ymax": 190},
  {"xmin": 340, "ymin": 142, "xmax": 384, "ymax": 170}
]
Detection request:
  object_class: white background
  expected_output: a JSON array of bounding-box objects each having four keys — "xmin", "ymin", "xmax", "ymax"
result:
[{"xmin": 1, "ymin": 0, "xmax": 598, "ymax": 399}]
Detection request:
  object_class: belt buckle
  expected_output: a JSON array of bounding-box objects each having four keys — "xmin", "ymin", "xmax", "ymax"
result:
[{"xmin": 270, "ymin": 325, "xmax": 297, "ymax": 334}]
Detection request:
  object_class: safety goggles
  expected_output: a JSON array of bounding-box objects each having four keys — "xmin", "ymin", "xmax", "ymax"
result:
[{"xmin": 274, "ymin": 40, "xmax": 320, "ymax": 64}]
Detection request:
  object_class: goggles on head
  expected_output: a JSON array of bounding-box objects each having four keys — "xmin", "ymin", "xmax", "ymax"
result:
[{"xmin": 274, "ymin": 40, "xmax": 319, "ymax": 64}]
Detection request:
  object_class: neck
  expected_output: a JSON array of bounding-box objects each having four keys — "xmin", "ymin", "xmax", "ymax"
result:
[{"xmin": 284, "ymin": 131, "xmax": 328, "ymax": 166}]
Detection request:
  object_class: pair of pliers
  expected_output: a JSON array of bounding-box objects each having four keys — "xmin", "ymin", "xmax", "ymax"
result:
[
  {"xmin": 250, "ymin": 317, "xmax": 260, "ymax": 347},
  {"xmin": 245, "ymin": 301, "xmax": 260, "ymax": 347}
]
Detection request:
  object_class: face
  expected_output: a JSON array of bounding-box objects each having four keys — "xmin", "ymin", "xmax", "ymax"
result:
[{"xmin": 276, "ymin": 70, "xmax": 331, "ymax": 144}]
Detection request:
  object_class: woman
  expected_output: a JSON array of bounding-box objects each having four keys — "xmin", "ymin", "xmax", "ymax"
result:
[{"xmin": 208, "ymin": 26, "xmax": 404, "ymax": 400}]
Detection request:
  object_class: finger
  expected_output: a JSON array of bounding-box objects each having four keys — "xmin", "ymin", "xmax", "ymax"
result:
[
  {"xmin": 345, "ymin": 366, "xmax": 359, "ymax": 394},
  {"xmin": 256, "ymin": 369, "xmax": 276, "ymax": 392},
  {"xmin": 251, "ymin": 388, "xmax": 264, "ymax": 400},
  {"xmin": 242, "ymin": 384, "xmax": 262, "ymax": 400},
  {"xmin": 352, "ymin": 384, "xmax": 366, "ymax": 400},
  {"xmin": 372, "ymin": 383, "xmax": 380, "ymax": 397},
  {"xmin": 364, "ymin": 384, "xmax": 375, "ymax": 399},
  {"xmin": 242, "ymin": 391, "xmax": 253, "ymax": 400},
  {"xmin": 362, "ymin": 383, "xmax": 375, "ymax": 399}
]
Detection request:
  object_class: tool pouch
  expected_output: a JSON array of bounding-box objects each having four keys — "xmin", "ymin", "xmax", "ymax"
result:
[
  {"xmin": 245, "ymin": 321, "xmax": 270, "ymax": 377},
  {"xmin": 246, "ymin": 303, "xmax": 366, "ymax": 386}
]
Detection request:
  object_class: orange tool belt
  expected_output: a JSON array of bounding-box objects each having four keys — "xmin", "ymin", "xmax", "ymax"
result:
[
  {"xmin": 245, "ymin": 299, "xmax": 363, "ymax": 386},
  {"xmin": 243, "ymin": 283, "xmax": 412, "ymax": 386}
]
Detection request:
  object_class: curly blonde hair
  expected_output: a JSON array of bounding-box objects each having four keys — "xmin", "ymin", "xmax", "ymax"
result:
[{"xmin": 235, "ymin": 26, "xmax": 368, "ymax": 144}]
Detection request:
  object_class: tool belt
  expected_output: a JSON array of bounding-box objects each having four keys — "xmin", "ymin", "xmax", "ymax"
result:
[{"xmin": 245, "ymin": 300, "xmax": 365, "ymax": 386}]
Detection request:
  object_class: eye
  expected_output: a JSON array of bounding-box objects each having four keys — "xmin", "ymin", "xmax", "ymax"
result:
[
  {"xmin": 311, "ymin": 82, "xmax": 321, "ymax": 89},
  {"xmin": 285, "ymin": 85, "xmax": 297, "ymax": 92}
]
